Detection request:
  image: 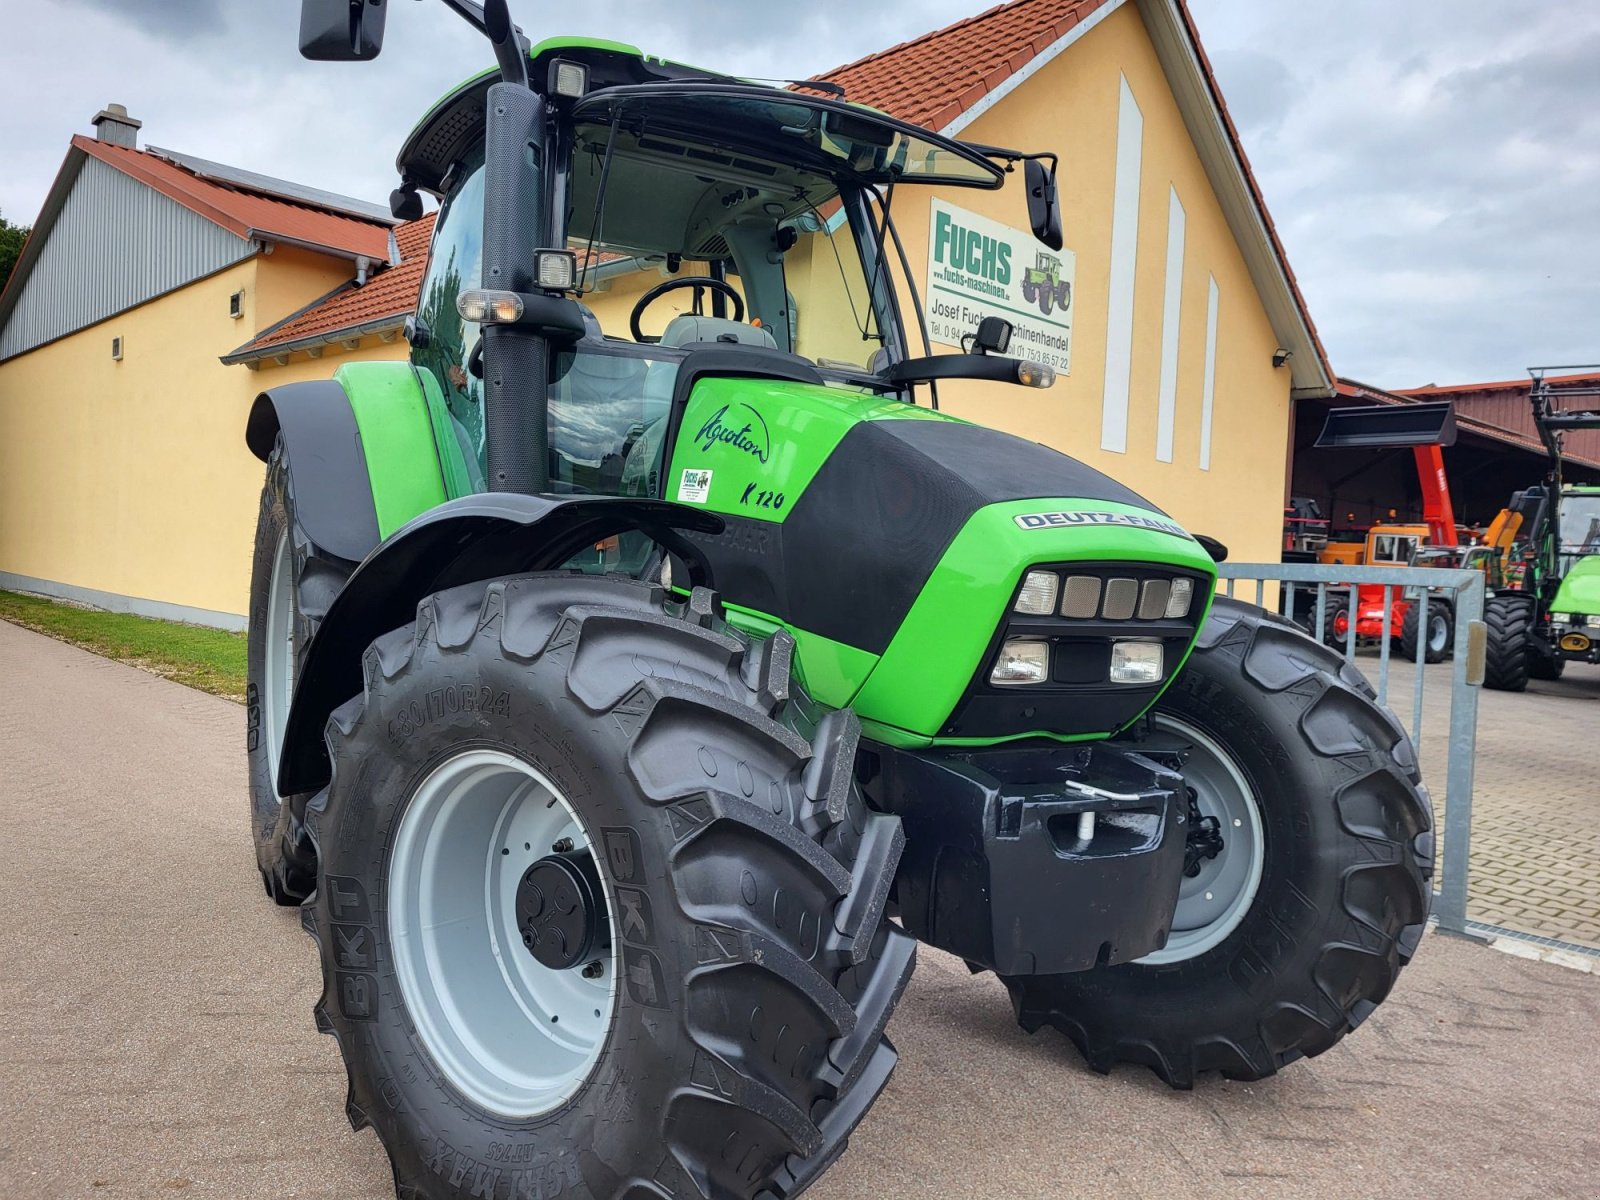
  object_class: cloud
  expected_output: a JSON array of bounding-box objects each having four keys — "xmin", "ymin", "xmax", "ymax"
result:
[
  {"xmin": 3, "ymin": 0, "xmax": 1593, "ymax": 388},
  {"xmin": 1189, "ymin": 0, "xmax": 1600, "ymax": 385}
]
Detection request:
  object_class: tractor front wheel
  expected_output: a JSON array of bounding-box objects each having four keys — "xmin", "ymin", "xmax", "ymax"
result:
[
  {"xmin": 245, "ymin": 436, "xmax": 354, "ymax": 904},
  {"xmin": 1482, "ymin": 593, "xmax": 1532, "ymax": 691},
  {"xmin": 1001, "ymin": 599, "xmax": 1432, "ymax": 1088},
  {"xmin": 302, "ymin": 575, "xmax": 913, "ymax": 1200}
]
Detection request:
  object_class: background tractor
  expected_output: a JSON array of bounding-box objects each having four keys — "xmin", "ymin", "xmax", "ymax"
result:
[
  {"xmin": 1481, "ymin": 368, "xmax": 1600, "ymax": 690},
  {"xmin": 1020, "ymin": 249, "xmax": 1071, "ymax": 314},
  {"xmin": 241, "ymin": 3, "xmax": 1433, "ymax": 1197}
]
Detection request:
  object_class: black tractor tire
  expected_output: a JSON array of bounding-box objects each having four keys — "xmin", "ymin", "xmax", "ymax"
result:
[
  {"xmin": 1482, "ymin": 593, "xmax": 1533, "ymax": 692},
  {"xmin": 245, "ymin": 437, "xmax": 355, "ymax": 905},
  {"xmin": 1022, "ymin": 281, "xmax": 1037, "ymax": 303},
  {"xmin": 301, "ymin": 574, "xmax": 914, "ymax": 1200},
  {"xmin": 1398, "ymin": 600, "xmax": 1452, "ymax": 664},
  {"xmin": 1002, "ymin": 598, "xmax": 1433, "ymax": 1089}
]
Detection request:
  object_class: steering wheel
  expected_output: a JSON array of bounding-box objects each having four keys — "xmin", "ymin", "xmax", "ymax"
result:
[{"xmin": 629, "ymin": 277, "xmax": 745, "ymax": 343}]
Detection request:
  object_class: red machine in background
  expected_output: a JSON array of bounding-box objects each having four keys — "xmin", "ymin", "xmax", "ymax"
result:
[{"xmin": 1308, "ymin": 403, "xmax": 1464, "ymax": 663}]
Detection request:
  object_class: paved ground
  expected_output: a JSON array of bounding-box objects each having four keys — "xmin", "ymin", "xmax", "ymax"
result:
[
  {"xmin": 3, "ymin": 620, "xmax": 1599, "ymax": 1200},
  {"xmin": 1344, "ymin": 652, "xmax": 1600, "ymax": 948}
]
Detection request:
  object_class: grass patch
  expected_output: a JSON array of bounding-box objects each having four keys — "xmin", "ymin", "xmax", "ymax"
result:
[{"xmin": 0, "ymin": 590, "xmax": 247, "ymax": 702}]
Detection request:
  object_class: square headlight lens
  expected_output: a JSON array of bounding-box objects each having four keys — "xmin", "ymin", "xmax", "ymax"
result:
[
  {"xmin": 1015, "ymin": 570, "xmax": 1059, "ymax": 615},
  {"xmin": 991, "ymin": 638, "xmax": 1050, "ymax": 686},
  {"xmin": 1109, "ymin": 639, "xmax": 1163, "ymax": 684}
]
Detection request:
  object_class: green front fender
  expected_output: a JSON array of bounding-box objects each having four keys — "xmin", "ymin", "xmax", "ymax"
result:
[{"xmin": 333, "ymin": 361, "xmax": 478, "ymax": 538}]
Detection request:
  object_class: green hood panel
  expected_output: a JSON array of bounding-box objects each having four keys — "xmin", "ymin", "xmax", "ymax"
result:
[
  {"xmin": 1552, "ymin": 556, "xmax": 1600, "ymax": 615},
  {"xmin": 852, "ymin": 498, "xmax": 1216, "ymax": 743},
  {"xmin": 666, "ymin": 377, "xmax": 956, "ymax": 519}
]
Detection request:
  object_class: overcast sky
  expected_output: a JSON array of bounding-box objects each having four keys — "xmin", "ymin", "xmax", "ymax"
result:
[{"xmin": 2, "ymin": 0, "xmax": 1595, "ymax": 387}]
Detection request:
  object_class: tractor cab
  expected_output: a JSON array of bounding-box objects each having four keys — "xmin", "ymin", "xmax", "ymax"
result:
[{"xmin": 401, "ymin": 45, "xmax": 1060, "ymax": 501}]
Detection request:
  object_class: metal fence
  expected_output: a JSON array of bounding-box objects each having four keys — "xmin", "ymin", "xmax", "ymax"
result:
[{"xmin": 1215, "ymin": 562, "xmax": 1487, "ymax": 935}]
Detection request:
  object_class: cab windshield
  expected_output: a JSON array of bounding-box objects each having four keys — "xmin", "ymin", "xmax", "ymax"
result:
[
  {"xmin": 1558, "ymin": 491, "xmax": 1600, "ymax": 565},
  {"xmin": 413, "ymin": 95, "xmax": 920, "ymax": 496}
]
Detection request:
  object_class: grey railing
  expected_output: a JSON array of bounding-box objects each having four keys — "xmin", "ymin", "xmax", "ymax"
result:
[{"xmin": 1216, "ymin": 562, "xmax": 1487, "ymax": 934}]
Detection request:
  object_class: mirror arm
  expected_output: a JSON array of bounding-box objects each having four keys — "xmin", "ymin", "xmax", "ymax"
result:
[
  {"xmin": 881, "ymin": 353, "xmax": 1053, "ymax": 388},
  {"xmin": 437, "ymin": 0, "xmax": 530, "ymax": 86}
]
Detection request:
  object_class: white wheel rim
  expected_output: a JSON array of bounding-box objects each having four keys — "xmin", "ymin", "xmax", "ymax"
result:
[
  {"xmin": 262, "ymin": 531, "xmax": 294, "ymax": 795},
  {"xmin": 1136, "ymin": 715, "xmax": 1266, "ymax": 965},
  {"xmin": 388, "ymin": 749, "xmax": 618, "ymax": 1118}
]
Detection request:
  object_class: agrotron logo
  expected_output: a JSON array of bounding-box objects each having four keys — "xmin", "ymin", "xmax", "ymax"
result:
[{"xmin": 695, "ymin": 404, "xmax": 770, "ymax": 464}]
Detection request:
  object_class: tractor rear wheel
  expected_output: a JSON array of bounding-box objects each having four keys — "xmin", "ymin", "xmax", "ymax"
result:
[
  {"xmin": 301, "ymin": 575, "xmax": 913, "ymax": 1200},
  {"xmin": 1001, "ymin": 599, "xmax": 1432, "ymax": 1088},
  {"xmin": 245, "ymin": 437, "xmax": 354, "ymax": 904},
  {"xmin": 1399, "ymin": 600, "xmax": 1452, "ymax": 664},
  {"xmin": 1482, "ymin": 593, "xmax": 1532, "ymax": 691}
]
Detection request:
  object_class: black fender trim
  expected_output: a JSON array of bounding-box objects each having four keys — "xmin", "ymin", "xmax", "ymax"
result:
[
  {"xmin": 244, "ymin": 382, "xmax": 382, "ymax": 564},
  {"xmin": 276, "ymin": 493, "xmax": 725, "ymax": 795}
]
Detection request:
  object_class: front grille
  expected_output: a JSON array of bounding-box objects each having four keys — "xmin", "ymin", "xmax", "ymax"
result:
[{"xmin": 941, "ymin": 562, "xmax": 1213, "ymax": 739}]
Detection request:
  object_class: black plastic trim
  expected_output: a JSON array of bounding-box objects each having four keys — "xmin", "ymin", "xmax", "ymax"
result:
[
  {"xmin": 244, "ymin": 381, "xmax": 381, "ymax": 564},
  {"xmin": 276, "ymin": 493, "xmax": 723, "ymax": 795}
]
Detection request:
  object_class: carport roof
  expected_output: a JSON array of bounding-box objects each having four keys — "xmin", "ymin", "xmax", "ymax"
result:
[{"xmin": 1336, "ymin": 377, "xmax": 1600, "ymax": 473}]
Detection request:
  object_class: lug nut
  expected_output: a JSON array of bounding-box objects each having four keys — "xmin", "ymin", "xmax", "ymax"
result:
[
  {"xmin": 582, "ymin": 961, "xmax": 603, "ymax": 979},
  {"xmin": 552, "ymin": 837, "xmax": 575, "ymax": 853}
]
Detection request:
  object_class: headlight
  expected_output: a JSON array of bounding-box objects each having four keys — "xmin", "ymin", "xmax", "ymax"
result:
[
  {"xmin": 1109, "ymin": 639, "xmax": 1163, "ymax": 684},
  {"xmin": 1014, "ymin": 570, "xmax": 1059, "ymax": 615},
  {"xmin": 1587, "ymin": 616, "xmax": 1600, "ymax": 630},
  {"xmin": 1164, "ymin": 577, "xmax": 1194, "ymax": 619},
  {"xmin": 1551, "ymin": 612, "xmax": 1572, "ymax": 624},
  {"xmin": 991, "ymin": 639, "xmax": 1050, "ymax": 685}
]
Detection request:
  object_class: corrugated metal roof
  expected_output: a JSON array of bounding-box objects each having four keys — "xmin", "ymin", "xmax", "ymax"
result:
[
  {"xmin": 145, "ymin": 145, "xmax": 397, "ymax": 225},
  {"xmin": 0, "ymin": 154, "xmax": 254, "ymax": 361}
]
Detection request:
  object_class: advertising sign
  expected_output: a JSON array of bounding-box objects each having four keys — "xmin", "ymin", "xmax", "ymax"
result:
[{"xmin": 925, "ymin": 198, "xmax": 1074, "ymax": 375}]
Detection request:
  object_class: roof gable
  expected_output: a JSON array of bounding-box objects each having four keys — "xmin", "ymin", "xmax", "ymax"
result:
[
  {"xmin": 815, "ymin": 0, "xmax": 1333, "ymax": 397},
  {"xmin": 0, "ymin": 152, "xmax": 254, "ymax": 361},
  {"xmin": 0, "ymin": 135, "xmax": 399, "ymax": 361}
]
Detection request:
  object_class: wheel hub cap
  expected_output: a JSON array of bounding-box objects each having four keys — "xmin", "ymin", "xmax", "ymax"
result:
[{"xmin": 516, "ymin": 851, "xmax": 606, "ymax": 971}]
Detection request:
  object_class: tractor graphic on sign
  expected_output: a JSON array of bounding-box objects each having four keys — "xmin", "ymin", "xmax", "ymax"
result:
[{"xmin": 1021, "ymin": 250, "xmax": 1072, "ymax": 315}]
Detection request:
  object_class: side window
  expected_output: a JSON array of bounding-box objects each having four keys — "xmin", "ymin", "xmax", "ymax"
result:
[{"xmin": 413, "ymin": 156, "xmax": 487, "ymax": 475}]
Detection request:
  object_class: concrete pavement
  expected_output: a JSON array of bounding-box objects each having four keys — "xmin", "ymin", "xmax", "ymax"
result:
[{"xmin": 2, "ymin": 619, "xmax": 1597, "ymax": 1199}]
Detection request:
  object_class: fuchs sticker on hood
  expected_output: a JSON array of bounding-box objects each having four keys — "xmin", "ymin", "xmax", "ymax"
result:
[{"xmin": 1014, "ymin": 510, "xmax": 1194, "ymax": 539}]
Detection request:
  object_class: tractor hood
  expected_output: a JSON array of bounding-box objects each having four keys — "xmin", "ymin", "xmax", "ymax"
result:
[{"xmin": 663, "ymin": 368, "xmax": 1217, "ymax": 746}]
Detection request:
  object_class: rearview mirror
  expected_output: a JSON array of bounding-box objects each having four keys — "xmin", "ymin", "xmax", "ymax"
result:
[
  {"xmin": 300, "ymin": 0, "xmax": 387, "ymax": 61},
  {"xmin": 1025, "ymin": 158, "xmax": 1062, "ymax": 251}
]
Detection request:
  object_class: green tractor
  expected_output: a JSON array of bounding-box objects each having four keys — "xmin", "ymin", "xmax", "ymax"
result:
[
  {"xmin": 243, "ymin": 3, "xmax": 1431, "ymax": 1197},
  {"xmin": 1020, "ymin": 249, "xmax": 1071, "ymax": 315},
  {"xmin": 1483, "ymin": 367, "xmax": 1600, "ymax": 690}
]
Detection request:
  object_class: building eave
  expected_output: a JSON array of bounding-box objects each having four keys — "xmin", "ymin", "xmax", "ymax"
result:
[{"xmin": 221, "ymin": 311, "xmax": 409, "ymax": 366}]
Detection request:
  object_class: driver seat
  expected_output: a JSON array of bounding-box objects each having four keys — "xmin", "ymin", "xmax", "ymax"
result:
[{"xmin": 659, "ymin": 314, "xmax": 776, "ymax": 350}]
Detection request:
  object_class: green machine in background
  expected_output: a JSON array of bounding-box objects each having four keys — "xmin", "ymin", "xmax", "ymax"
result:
[
  {"xmin": 236, "ymin": 3, "xmax": 1433, "ymax": 1197},
  {"xmin": 1483, "ymin": 367, "xmax": 1600, "ymax": 689}
]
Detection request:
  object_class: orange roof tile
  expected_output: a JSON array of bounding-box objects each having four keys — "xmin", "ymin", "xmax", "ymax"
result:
[
  {"xmin": 227, "ymin": 214, "xmax": 434, "ymax": 361},
  {"xmin": 73, "ymin": 135, "xmax": 391, "ymax": 263},
  {"xmin": 814, "ymin": 0, "xmax": 1115, "ymax": 130}
]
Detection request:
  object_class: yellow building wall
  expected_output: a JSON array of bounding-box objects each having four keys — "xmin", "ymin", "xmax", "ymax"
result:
[
  {"xmin": 890, "ymin": 3, "xmax": 1291, "ymax": 564},
  {"xmin": 0, "ymin": 249, "xmax": 404, "ymax": 620}
]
